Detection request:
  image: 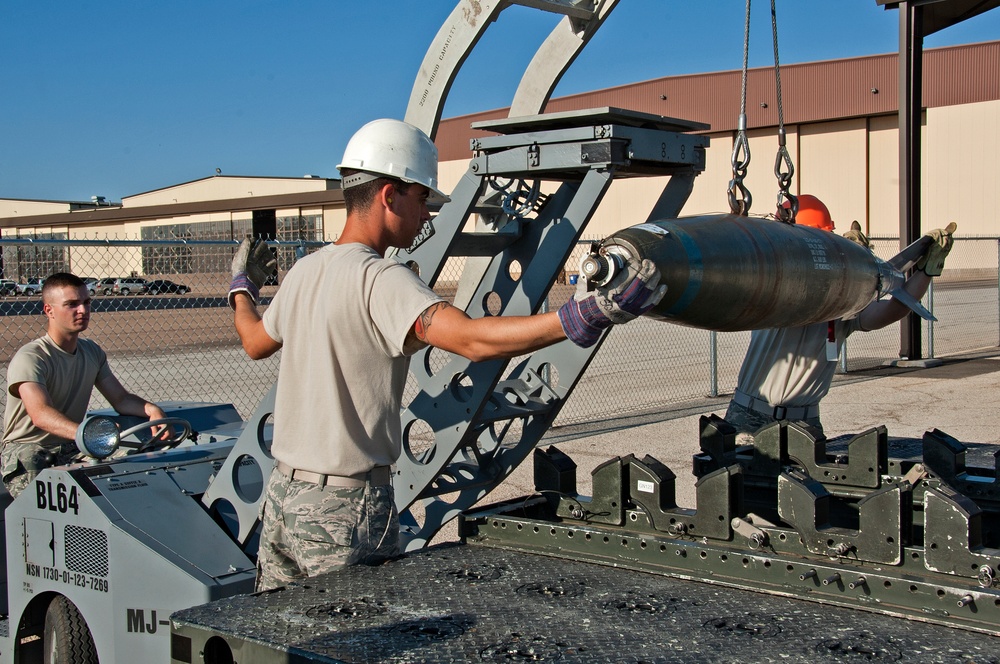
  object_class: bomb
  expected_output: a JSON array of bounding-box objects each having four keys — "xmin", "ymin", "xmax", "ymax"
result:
[{"xmin": 580, "ymin": 214, "xmax": 917, "ymax": 332}]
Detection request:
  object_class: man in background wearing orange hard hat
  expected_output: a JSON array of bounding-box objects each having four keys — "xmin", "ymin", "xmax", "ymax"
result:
[{"xmin": 724, "ymin": 194, "xmax": 956, "ymax": 437}]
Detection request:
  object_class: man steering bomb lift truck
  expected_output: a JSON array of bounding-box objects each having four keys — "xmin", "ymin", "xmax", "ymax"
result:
[{"xmin": 1, "ymin": 2, "xmax": 998, "ymax": 663}]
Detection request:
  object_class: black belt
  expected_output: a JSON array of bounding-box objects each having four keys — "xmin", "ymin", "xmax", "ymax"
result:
[
  {"xmin": 732, "ymin": 388, "xmax": 820, "ymax": 421},
  {"xmin": 275, "ymin": 461, "xmax": 391, "ymax": 488}
]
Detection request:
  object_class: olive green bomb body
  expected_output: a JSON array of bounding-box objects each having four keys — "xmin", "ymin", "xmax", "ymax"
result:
[{"xmin": 581, "ymin": 215, "xmax": 905, "ymax": 332}]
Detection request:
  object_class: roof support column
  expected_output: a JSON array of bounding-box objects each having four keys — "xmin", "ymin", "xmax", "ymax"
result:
[{"xmin": 897, "ymin": 1, "xmax": 924, "ymax": 360}]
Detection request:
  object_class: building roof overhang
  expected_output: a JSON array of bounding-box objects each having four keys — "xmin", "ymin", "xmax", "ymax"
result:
[
  {"xmin": 876, "ymin": 0, "xmax": 1000, "ymax": 36},
  {"xmin": 0, "ymin": 188, "xmax": 345, "ymax": 230}
]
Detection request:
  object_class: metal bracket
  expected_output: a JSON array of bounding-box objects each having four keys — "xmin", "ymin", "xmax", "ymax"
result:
[
  {"xmin": 627, "ymin": 455, "xmax": 742, "ymax": 541},
  {"xmin": 777, "ymin": 468, "xmax": 911, "ymax": 564},
  {"xmin": 582, "ymin": 456, "xmax": 628, "ymax": 525},
  {"xmin": 691, "ymin": 414, "xmax": 740, "ymax": 473},
  {"xmin": 200, "ymin": 384, "xmax": 276, "ymax": 548},
  {"xmin": 923, "ymin": 483, "xmax": 1000, "ymax": 584},
  {"xmin": 922, "ymin": 428, "xmax": 1000, "ymax": 511},
  {"xmin": 786, "ymin": 425, "xmax": 888, "ymax": 489},
  {"xmin": 695, "ymin": 418, "xmax": 889, "ymax": 491}
]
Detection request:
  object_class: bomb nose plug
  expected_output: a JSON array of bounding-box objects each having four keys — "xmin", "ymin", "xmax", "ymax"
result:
[{"xmin": 580, "ymin": 245, "xmax": 634, "ymax": 288}]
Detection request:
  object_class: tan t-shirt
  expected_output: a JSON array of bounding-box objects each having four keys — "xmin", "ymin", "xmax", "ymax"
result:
[
  {"xmin": 734, "ymin": 318, "xmax": 863, "ymax": 407},
  {"xmin": 262, "ymin": 243, "xmax": 444, "ymax": 476},
  {"xmin": 3, "ymin": 335, "xmax": 113, "ymax": 449}
]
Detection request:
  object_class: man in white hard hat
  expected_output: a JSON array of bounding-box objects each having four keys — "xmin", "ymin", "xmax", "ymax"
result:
[{"xmin": 229, "ymin": 118, "xmax": 666, "ymax": 590}]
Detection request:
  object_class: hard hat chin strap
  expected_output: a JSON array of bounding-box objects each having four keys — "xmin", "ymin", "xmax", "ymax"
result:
[{"xmin": 341, "ymin": 171, "xmax": 390, "ymax": 191}]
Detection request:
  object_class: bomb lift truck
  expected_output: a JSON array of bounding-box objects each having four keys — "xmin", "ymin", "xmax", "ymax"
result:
[{"xmin": 2, "ymin": 2, "xmax": 999, "ymax": 663}]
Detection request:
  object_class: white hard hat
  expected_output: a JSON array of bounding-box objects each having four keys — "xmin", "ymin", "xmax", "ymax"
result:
[{"xmin": 337, "ymin": 118, "xmax": 450, "ymax": 204}]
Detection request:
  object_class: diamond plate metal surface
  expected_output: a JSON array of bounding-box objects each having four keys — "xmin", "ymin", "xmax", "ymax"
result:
[{"xmin": 171, "ymin": 543, "xmax": 999, "ymax": 664}]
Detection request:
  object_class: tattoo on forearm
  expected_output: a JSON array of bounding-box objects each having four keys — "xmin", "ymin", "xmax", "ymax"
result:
[{"xmin": 415, "ymin": 302, "xmax": 448, "ymax": 342}]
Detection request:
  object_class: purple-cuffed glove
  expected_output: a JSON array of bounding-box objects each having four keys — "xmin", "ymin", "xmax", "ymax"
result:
[
  {"xmin": 558, "ymin": 259, "xmax": 666, "ymax": 348},
  {"xmin": 228, "ymin": 237, "xmax": 277, "ymax": 310}
]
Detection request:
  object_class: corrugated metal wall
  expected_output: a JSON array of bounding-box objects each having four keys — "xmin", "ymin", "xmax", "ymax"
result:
[
  {"xmin": 437, "ymin": 41, "xmax": 1000, "ymax": 161},
  {"xmin": 436, "ymin": 41, "xmax": 1000, "ymax": 243}
]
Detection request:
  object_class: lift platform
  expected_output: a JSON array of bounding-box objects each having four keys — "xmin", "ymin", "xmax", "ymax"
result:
[
  {"xmin": 170, "ymin": 541, "xmax": 1000, "ymax": 664},
  {"xmin": 171, "ymin": 419, "xmax": 1000, "ymax": 663}
]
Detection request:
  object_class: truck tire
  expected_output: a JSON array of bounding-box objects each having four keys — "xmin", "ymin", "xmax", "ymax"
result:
[{"xmin": 43, "ymin": 596, "xmax": 98, "ymax": 664}]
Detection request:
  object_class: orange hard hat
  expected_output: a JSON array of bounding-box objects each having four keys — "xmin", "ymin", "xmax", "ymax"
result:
[{"xmin": 783, "ymin": 194, "xmax": 834, "ymax": 231}]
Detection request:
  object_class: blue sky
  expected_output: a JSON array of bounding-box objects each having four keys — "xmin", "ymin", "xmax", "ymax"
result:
[{"xmin": 2, "ymin": 1, "xmax": 998, "ymax": 202}]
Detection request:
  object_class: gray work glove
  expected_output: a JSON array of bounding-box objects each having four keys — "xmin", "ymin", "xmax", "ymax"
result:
[
  {"xmin": 842, "ymin": 220, "xmax": 870, "ymax": 249},
  {"xmin": 229, "ymin": 237, "xmax": 277, "ymax": 309},
  {"xmin": 915, "ymin": 222, "xmax": 957, "ymax": 277},
  {"xmin": 557, "ymin": 258, "xmax": 666, "ymax": 348}
]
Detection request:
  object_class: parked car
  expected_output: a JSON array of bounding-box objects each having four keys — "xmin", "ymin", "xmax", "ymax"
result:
[
  {"xmin": 18, "ymin": 278, "xmax": 44, "ymax": 296},
  {"xmin": 82, "ymin": 277, "xmax": 99, "ymax": 296},
  {"xmin": 99, "ymin": 277, "xmax": 120, "ymax": 295},
  {"xmin": 146, "ymin": 279, "xmax": 190, "ymax": 295},
  {"xmin": 0, "ymin": 279, "xmax": 18, "ymax": 296},
  {"xmin": 111, "ymin": 277, "xmax": 148, "ymax": 296}
]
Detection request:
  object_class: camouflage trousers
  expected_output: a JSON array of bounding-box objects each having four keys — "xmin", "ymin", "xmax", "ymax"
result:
[
  {"xmin": 1, "ymin": 441, "xmax": 88, "ymax": 499},
  {"xmin": 255, "ymin": 468, "xmax": 399, "ymax": 592},
  {"xmin": 724, "ymin": 400, "xmax": 825, "ymax": 446}
]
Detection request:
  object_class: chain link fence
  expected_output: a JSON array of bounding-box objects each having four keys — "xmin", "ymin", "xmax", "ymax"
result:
[
  {"xmin": 839, "ymin": 236, "xmax": 1000, "ymax": 372},
  {"xmin": 0, "ymin": 237, "xmax": 306, "ymax": 420},
  {"xmin": 1, "ymin": 236, "xmax": 997, "ymax": 427}
]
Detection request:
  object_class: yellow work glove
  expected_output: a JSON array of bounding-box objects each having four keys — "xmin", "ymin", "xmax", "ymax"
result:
[
  {"xmin": 842, "ymin": 221, "xmax": 870, "ymax": 249},
  {"xmin": 915, "ymin": 222, "xmax": 957, "ymax": 277}
]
